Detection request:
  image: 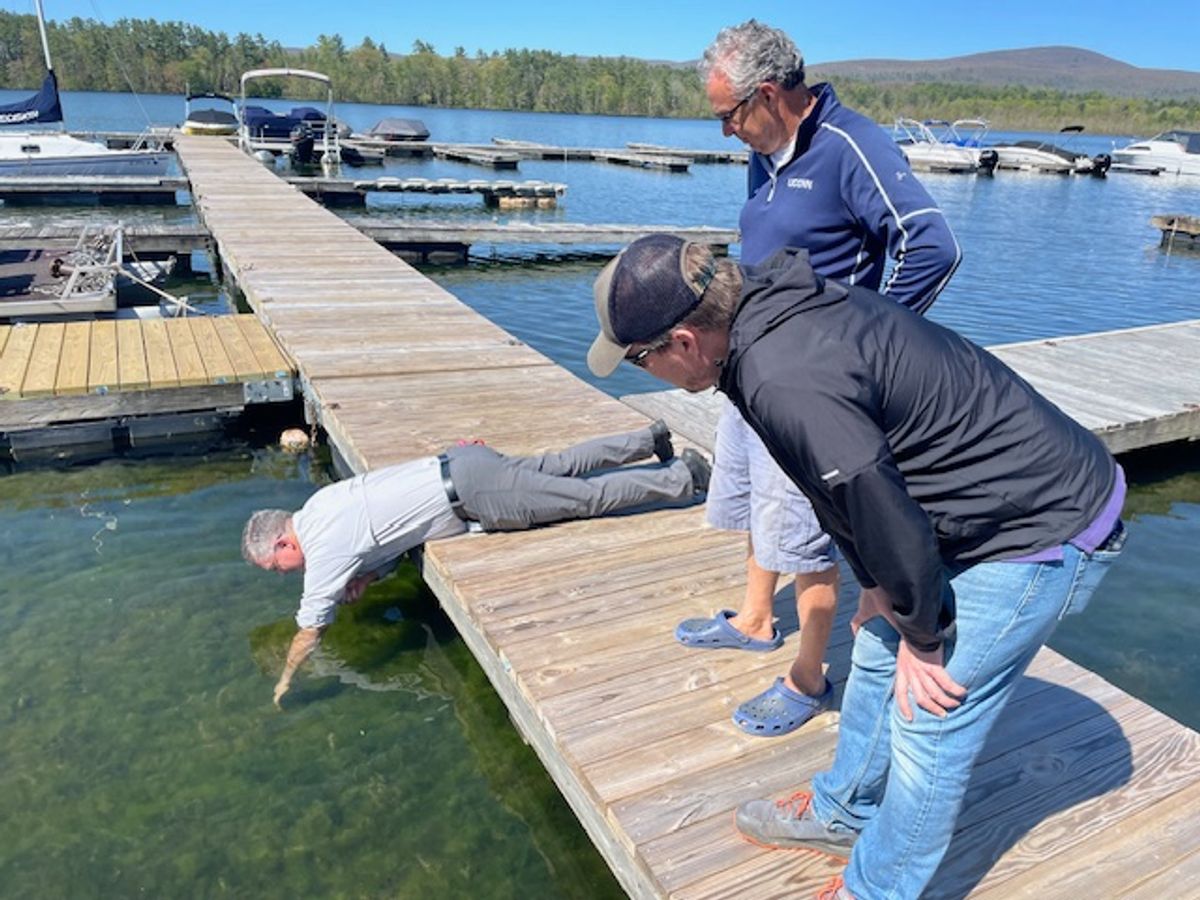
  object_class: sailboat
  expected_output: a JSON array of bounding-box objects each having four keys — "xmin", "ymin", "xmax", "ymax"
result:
[{"xmin": 0, "ymin": 0, "xmax": 173, "ymax": 177}]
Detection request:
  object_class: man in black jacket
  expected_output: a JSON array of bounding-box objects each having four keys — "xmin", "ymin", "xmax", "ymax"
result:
[{"xmin": 587, "ymin": 234, "xmax": 1126, "ymax": 899}]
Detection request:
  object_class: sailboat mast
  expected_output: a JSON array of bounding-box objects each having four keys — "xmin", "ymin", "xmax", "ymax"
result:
[{"xmin": 33, "ymin": 0, "xmax": 54, "ymax": 73}]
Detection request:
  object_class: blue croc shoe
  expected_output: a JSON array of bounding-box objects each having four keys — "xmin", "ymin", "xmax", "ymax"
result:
[
  {"xmin": 733, "ymin": 677, "xmax": 833, "ymax": 736},
  {"xmin": 675, "ymin": 609, "xmax": 784, "ymax": 652}
]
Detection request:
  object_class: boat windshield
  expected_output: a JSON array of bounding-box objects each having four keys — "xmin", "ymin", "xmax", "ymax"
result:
[{"xmin": 1148, "ymin": 131, "xmax": 1200, "ymax": 151}]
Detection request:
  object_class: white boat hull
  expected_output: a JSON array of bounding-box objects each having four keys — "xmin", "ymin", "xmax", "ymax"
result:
[
  {"xmin": 993, "ymin": 146, "xmax": 1075, "ymax": 174},
  {"xmin": 900, "ymin": 144, "xmax": 996, "ymax": 174},
  {"xmin": 0, "ymin": 133, "xmax": 172, "ymax": 177},
  {"xmin": 1111, "ymin": 146, "xmax": 1200, "ymax": 177}
]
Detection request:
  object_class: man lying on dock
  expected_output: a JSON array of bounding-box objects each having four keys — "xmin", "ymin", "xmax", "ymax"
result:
[
  {"xmin": 242, "ymin": 423, "xmax": 710, "ymax": 707},
  {"xmin": 587, "ymin": 234, "xmax": 1125, "ymax": 900}
]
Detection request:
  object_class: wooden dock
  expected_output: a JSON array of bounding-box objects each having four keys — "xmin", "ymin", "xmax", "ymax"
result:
[
  {"xmin": 0, "ymin": 172, "xmax": 566, "ymax": 208},
  {"xmin": 299, "ymin": 174, "xmax": 566, "ymax": 207},
  {"xmin": 173, "ymin": 134, "xmax": 1200, "ymax": 899},
  {"xmin": 0, "ymin": 223, "xmax": 212, "ymax": 256},
  {"xmin": 0, "ymin": 314, "xmax": 296, "ymax": 459},
  {"xmin": 1152, "ymin": 213, "xmax": 1200, "ymax": 252},
  {"xmin": 432, "ymin": 145, "xmax": 522, "ymax": 170},
  {"xmin": 489, "ymin": 138, "xmax": 746, "ymax": 171},
  {"xmin": 0, "ymin": 175, "xmax": 186, "ymax": 205},
  {"xmin": 67, "ymin": 131, "xmax": 748, "ymax": 168},
  {"xmin": 627, "ymin": 142, "xmax": 750, "ymax": 164},
  {"xmin": 593, "ymin": 150, "xmax": 692, "ymax": 173},
  {"xmin": 0, "ymin": 222, "xmax": 739, "ymax": 263},
  {"xmin": 624, "ymin": 319, "xmax": 1200, "ymax": 457}
]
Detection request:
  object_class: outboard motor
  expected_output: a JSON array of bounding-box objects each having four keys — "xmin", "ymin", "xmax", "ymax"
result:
[
  {"xmin": 1090, "ymin": 153, "xmax": 1112, "ymax": 177},
  {"xmin": 977, "ymin": 148, "xmax": 999, "ymax": 175},
  {"xmin": 289, "ymin": 123, "xmax": 315, "ymax": 165}
]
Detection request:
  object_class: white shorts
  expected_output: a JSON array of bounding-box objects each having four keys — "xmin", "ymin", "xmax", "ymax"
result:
[{"xmin": 706, "ymin": 397, "xmax": 837, "ymax": 574}]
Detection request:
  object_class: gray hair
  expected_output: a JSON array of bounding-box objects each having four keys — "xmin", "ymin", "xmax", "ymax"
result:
[
  {"xmin": 678, "ymin": 243, "xmax": 742, "ymax": 334},
  {"xmin": 699, "ymin": 20, "xmax": 806, "ymax": 96},
  {"xmin": 242, "ymin": 509, "xmax": 292, "ymax": 564}
]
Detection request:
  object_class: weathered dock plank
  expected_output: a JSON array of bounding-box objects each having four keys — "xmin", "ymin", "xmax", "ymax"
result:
[
  {"xmin": 0, "ymin": 223, "xmax": 210, "ymax": 255},
  {"xmin": 0, "ymin": 221, "xmax": 739, "ymax": 257},
  {"xmin": 0, "ymin": 175, "xmax": 186, "ymax": 204},
  {"xmin": 1152, "ymin": 213, "xmax": 1200, "ymax": 251},
  {"xmin": 432, "ymin": 145, "xmax": 521, "ymax": 169},
  {"xmin": 174, "ymin": 134, "xmax": 1200, "ymax": 900},
  {"xmin": 592, "ymin": 150, "xmax": 691, "ymax": 172},
  {"xmin": 627, "ymin": 142, "xmax": 750, "ymax": 164}
]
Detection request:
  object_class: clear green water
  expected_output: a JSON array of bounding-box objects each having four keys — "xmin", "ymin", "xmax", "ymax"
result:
[
  {"xmin": 1049, "ymin": 446, "xmax": 1200, "ymax": 730},
  {"xmin": 0, "ymin": 450, "xmax": 622, "ymax": 899},
  {"xmin": 4, "ymin": 443, "xmax": 1199, "ymax": 897}
]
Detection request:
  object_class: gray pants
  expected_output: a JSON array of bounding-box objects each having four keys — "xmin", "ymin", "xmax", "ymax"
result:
[{"xmin": 444, "ymin": 427, "xmax": 694, "ymax": 532}]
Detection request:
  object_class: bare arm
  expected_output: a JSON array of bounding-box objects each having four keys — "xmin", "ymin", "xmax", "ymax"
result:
[{"xmin": 274, "ymin": 626, "xmax": 324, "ymax": 708}]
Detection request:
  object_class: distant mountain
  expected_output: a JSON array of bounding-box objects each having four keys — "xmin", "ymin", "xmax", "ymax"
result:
[{"xmin": 808, "ymin": 47, "xmax": 1200, "ymax": 100}]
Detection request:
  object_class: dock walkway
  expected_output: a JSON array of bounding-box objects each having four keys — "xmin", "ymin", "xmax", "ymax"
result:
[
  {"xmin": 0, "ymin": 222, "xmax": 739, "ymax": 260},
  {"xmin": 0, "ymin": 173, "xmax": 566, "ymax": 208},
  {"xmin": 624, "ymin": 319, "xmax": 1200, "ymax": 456},
  {"xmin": 174, "ymin": 135, "xmax": 1200, "ymax": 899}
]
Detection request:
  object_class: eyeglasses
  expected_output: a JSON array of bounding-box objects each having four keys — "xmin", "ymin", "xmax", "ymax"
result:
[
  {"xmin": 626, "ymin": 334, "xmax": 672, "ymax": 368},
  {"xmin": 715, "ymin": 87, "xmax": 758, "ymax": 125},
  {"xmin": 627, "ymin": 346, "xmax": 655, "ymax": 368}
]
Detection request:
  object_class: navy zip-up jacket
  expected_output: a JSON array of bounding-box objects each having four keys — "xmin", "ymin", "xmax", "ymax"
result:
[
  {"xmin": 720, "ymin": 249, "xmax": 1116, "ymax": 651},
  {"xmin": 741, "ymin": 83, "xmax": 959, "ymax": 313}
]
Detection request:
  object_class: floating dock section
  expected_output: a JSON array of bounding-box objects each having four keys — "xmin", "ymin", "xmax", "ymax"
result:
[
  {"xmin": 0, "ymin": 223, "xmax": 739, "ymax": 266},
  {"xmin": 0, "ymin": 314, "xmax": 295, "ymax": 461},
  {"xmin": 174, "ymin": 134, "xmax": 1200, "ymax": 899}
]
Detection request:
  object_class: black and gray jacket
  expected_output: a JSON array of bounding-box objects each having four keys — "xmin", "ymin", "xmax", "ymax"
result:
[{"xmin": 720, "ymin": 248, "xmax": 1116, "ymax": 650}]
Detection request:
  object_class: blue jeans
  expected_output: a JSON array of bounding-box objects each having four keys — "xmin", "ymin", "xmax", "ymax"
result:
[{"xmin": 811, "ymin": 538, "xmax": 1123, "ymax": 899}]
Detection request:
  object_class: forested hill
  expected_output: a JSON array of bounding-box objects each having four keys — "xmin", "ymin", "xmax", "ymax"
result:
[
  {"xmin": 810, "ymin": 46, "xmax": 1200, "ymax": 101},
  {"xmin": 0, "ymin": 13, "xmax": 710, "ymax": 117},
  {"xmin": 0, "ymin": 11, "xmax": 1196, "ymax": 134}
]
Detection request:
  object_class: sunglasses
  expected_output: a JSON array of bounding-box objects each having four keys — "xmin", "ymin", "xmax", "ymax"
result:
[
  {"xmin": 626, "ymin": 334, "xmax": 674, "ymax": 368},
  {"xmin": 627, "ymin": 346, "xmax": 655, "ymax": 368}
]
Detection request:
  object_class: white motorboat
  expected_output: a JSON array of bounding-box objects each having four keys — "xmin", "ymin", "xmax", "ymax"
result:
[
  {"xmin": 181, "ymin": 91, "xmax": 238, "ymax": 136},
  {"xmin": 894, "ymin": 118, "xmax": 998, "ymax": 175},
  {"xmin": 992, "ymin": 125, "xmax": 1111, "ymax": 176},
  {"xmin": 1111, "ymin": 130, "xmax": 1200, "ymax": 177},
  {"xmin": 0, "ymin": 1, "xmax": 172, "ymax": 177}
]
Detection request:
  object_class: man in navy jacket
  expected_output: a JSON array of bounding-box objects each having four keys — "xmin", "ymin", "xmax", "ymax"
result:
[
  {"xmin": 679, "ymin": 19, "xmax": 960, "ymax": 740},
  {"xmin": 588, "ymin": 234, "xmax": 1124, "ymax": 900}
]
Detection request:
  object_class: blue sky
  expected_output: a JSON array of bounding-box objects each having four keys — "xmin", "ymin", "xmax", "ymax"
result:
[{"xmin": 5, "ymin": 0, "xmax": 1198, "ymax": 72}]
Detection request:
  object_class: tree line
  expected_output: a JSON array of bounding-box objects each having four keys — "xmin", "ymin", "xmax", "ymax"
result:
[{"xmin": 1, "ymin": 11, "xmax": 1195, "ymax": 134}]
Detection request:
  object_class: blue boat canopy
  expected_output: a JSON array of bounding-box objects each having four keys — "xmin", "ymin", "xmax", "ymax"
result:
[{"xmin": 0, "ymin": 72, "xmax": 64, "ymax": 126}]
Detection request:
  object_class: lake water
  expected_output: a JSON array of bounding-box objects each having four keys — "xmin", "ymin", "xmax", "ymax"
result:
[{"xmin": 2, "ymin": 89, "xmax": 1199, "ymax": 897}]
